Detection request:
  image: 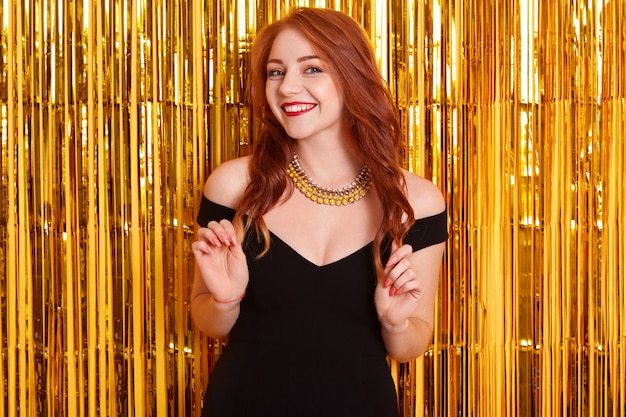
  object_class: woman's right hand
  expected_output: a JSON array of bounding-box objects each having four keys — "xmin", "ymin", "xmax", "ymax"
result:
[{"xmin": 191, "ymin": 219, "xmax": 249, "ymax": 304}]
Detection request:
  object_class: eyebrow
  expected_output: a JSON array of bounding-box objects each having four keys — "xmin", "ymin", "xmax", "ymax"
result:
[{"xmin": 267, "ymin": 55, "xmax": 321, "ymax": 65}]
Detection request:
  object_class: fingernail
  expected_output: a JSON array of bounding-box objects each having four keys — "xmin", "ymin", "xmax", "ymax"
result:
[{"xmin": 384, "ymin": 279, "xmax": 391, "ymax": 288}]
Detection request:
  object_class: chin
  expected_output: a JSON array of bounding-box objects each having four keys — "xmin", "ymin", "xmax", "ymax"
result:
[{"xmin": 283, "ymin": 131, "xmax": 311, "ymax": 140}]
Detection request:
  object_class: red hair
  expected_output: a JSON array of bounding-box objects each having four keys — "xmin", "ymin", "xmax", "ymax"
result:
[{"xmin": 234, "ymin": 7, "xmax": 414, "ymax": 277}]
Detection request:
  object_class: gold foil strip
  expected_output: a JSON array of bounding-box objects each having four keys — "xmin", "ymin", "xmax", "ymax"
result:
[{"xmin": 0, "ymin": 0, "xmax": 624, "ymax": 416}]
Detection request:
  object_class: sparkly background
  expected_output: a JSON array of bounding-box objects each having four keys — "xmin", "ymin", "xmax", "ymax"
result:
[{"xmin": 1, "ymin": 0, "xmax": 624, "ymax": 416}]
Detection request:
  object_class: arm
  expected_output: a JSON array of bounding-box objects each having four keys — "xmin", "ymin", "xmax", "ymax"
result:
[
  {"xmin": 191, "ymin": 262, "xmax": 245, "ymax": 339},
  {"xmin": 190, "ymin": 157, "xmax": 250, "ymax": 339},
  {"xmin": 377, "ymin": 242, "xmax": 446, "ymax": 361},
  {"xmin": 375, "ymin": 172, "xmax": 447, "ymax": 362}
]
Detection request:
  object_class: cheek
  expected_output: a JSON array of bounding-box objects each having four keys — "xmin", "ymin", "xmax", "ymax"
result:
[
  {"xmin": 327, "ymin": 90, "xmax": 344, "ymax": 112},
  {"xmin": 310, "ymin": 84, "xmax": 334, "ymax": 107},
  {"xmin": 321, "ymin": 81, "xmax": 344, "ymax": 109},
  {"xmin": 265, "ymin": 83, "xmax": 272, "ymax": 102},
  {"xmin": 265, "ymin": 86, "xmax": 281, "ymax": 114}
]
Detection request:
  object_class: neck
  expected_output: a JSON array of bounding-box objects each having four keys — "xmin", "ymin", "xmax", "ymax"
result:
[
  {"xmin": 287, "ymin": 153, "xmax": 372, "ymax": 206},
  {"xmin": 293, "ymin": 145, "xmax": 363, "ymax": 188}
]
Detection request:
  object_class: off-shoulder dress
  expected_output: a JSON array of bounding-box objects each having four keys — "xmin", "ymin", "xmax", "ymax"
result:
[{"xmin": 197, "ymin": 197, "xmax": 448, "ymax": 417}]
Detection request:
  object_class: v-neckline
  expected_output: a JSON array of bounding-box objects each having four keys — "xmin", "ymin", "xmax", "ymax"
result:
[{"xmin": 268, "ymin": 231, "xmax": 373, "ymax": 269}]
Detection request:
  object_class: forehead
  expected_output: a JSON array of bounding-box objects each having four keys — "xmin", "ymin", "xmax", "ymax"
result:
[{"xmin": 268, "ymin": 28, "xmax": 318, "ymax": 61}]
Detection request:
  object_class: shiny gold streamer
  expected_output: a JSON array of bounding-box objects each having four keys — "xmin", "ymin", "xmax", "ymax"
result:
[{"xmin": 0, "ymin": 0, "xmax": 624, "ymax": 416}]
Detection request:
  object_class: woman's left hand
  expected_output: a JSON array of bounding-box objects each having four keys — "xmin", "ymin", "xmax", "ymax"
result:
[{"xmin": 374, "ymin": 240, "xmax": 423, "ymax": 330}]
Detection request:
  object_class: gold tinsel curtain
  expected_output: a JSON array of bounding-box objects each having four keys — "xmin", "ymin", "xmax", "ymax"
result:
[{"xmin": 0, "ymin": 0, "xmax": 624, "ymax": 416}]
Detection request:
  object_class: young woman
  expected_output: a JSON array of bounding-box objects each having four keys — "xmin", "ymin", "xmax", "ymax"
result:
[{"xmin": 191, "ymin": 7, "xmax": 447, "ymax": 417}]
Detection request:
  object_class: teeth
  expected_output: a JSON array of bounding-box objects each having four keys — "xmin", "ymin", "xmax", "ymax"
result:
[{"xmin": 283, "ymin": 104, "xmax": 314, "ymax": 113}]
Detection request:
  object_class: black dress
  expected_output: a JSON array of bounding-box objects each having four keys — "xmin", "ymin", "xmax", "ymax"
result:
[{"xmin": 197, "ymin": 197, "xmax": 448, "ymax": 417}]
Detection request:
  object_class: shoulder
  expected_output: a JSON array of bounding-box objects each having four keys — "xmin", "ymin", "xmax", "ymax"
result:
[
  {"xmin": 402, "ymin": 170, "xmax": 446, "ymax": 220},
  {"xmin": 202, "ymin": 156, "xmax": 251, "ymax": 208}
]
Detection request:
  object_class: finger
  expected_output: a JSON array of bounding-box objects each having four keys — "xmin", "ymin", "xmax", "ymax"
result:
[
  {"xmin": 208, "ymin": 220, "xmax": 238, "ymax": 246},
  {"xmin": 384, "ymin": 258, "xmax": 413, "ymax": 291},
  {"xmin": 218, "ymin": 219, "xmax": 239, "ymax": 245},
  {"xmin": 196, "ymin": 227, "xmax": 223, "ymax": 247},
  {"xmin": 204, "ymin": 220, "xmax": 237, "ymax": 246},
  {"xmin": 391, "ymin": 276, "xmax": 423, "ymax": 299},
  {"xmin": 383, "ymin": 246, "xmax": 413, "ymax": 287},
  {"xmin": 385, "ymin": 242, "xmax": 413, "ymax": 267},
  {"xmin": 191, "ymin": 239, "xmax": 215, "ymax": 255},
  {"xmin": 227, "ymin": 236, "xmax": 246, "ymax": 260}
]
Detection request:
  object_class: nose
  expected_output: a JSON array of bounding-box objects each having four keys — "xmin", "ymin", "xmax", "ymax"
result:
[{"xmin": 277, "ymin": 71, "xmax": 302, "ymax": 96}]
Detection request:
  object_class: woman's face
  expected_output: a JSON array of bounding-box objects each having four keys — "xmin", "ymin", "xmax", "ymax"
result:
[{"xmin": 265, "ymin": 28, "xmax": 345, "ymax": 142}]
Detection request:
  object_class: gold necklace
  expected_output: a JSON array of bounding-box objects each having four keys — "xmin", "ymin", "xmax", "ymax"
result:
[{"xmin": 286, "ymin": 153, "xmax": 372, "ymax": 206}]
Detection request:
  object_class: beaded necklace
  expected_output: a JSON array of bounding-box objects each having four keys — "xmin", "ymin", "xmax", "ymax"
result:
[{"xmin": 286, "ymin": 153, "xmax": 372, "ymax": 206}]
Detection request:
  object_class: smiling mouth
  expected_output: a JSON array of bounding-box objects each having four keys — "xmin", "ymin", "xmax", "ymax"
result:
[{"xmin": 282, "ymin": 104, "xmax": 316, "ymax": 115}]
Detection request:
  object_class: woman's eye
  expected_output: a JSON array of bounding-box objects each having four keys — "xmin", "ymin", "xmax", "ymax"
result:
[
  {"xmin": 267, "ymin": 69, "xmax": 284, "ymax": 78},
  {"xmin": 305, "ymin": 66, "xmax": 323, "ymax": 74}
]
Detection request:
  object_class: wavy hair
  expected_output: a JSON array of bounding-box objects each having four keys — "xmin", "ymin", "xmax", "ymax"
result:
[{"xmin": 233, "ymin": 7, "xmax": 414, "ymax": 277}]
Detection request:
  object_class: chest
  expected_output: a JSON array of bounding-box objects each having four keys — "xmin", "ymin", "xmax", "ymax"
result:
[{"xmin": 262, "ymin": 191, "xmax": 382, "ymax": 267}]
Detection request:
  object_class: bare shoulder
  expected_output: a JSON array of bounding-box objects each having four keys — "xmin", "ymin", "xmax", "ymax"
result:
[
  {"xmin": 402, "ymin": 170, "xmax": 446, "ymax": 219},
  {"xmin": 202, "ymin": 156, "xmax": 251, "ymax": 208}
]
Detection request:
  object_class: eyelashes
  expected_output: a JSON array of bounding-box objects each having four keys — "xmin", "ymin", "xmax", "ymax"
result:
[
  {"xmin": 304, "ymin": 66, "xmax": 323, "ymax": 74},
  {"xmin": 266, "ymin": 66, "xmax": 325, "ymax": 79},
  {"xmin": 267, "ymin": 69, "xmax": 284, "ymax": 78}
]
